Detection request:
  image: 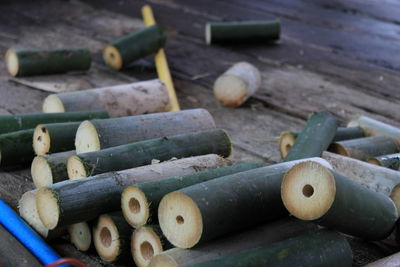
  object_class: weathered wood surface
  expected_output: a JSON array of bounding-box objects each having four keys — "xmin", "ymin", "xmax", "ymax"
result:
[{"xmin": 0, "ymin": 0, "xmax": 399, "ymax": 265}]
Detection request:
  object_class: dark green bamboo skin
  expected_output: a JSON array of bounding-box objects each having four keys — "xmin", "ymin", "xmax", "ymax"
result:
[
  {"xmin": 369, "ymin": 153, "xmax": 400, "ymax": 170},
  {"xmin": 77, "ymin": 129, "xmax": 232, "ymax": 177},
  {"xmin": 284, "ymin": 111, "xmax": 337, "ymax": 162},
  {"xmin": 136, "ymin": 162, "xmax": 262, "ymax": 225},
  {"xmin": 317, "ymin": 171, "xmax": 398, "ymax": 240},
  {"xmin": 0, "ymin": 110, "xmax": 108, "ymax": 135},
  {"xmin": 45, "ymin": 151, "xmax": 76, "ymax": 184},
  {"xmin": 57, "ymin": 91, "xmax": 102, "ymax": 112},
  {"xmin": 39, "ymin": 122, "xmax": 81, "ymax": 154},
  {"xmin": 206, "ymin": 20, "xmax": 280, "ymax": 44},
  {"xmin": 0, "ymin": 129, "xmax": 35, "ymax": 167},
  {"xmin": 186, "ymin": 230, "xmax": 352, "ymax": 267},
  {"xmin": 8, "ymin": 48, "xmax": 91, "ymax": 76},
  {"xmin": 108, "ymin": 25, "xmax": 166, "ymax": 68},
  {"xmin": 91, "ymin": 109, "xmax": 215, "ymax": 149},
  {"xmin": 330, "ymin": 136, "xmax": 399, "ymax": 161},
  {"xmin": 333, "ymin": 127, "xmax": 365, "ymax": 142},
  {"xmin": 0, "ymin": 225, "xmax": 42, "ymax": 267}
]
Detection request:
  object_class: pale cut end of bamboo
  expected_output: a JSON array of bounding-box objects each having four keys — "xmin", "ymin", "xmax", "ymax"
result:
[
  {"xmin": 390, "ymin": 184, "xmax": 400, "ymax": 213},
  {"xmin": 33, "ymin": 124, "xmax": 51, "ymax": 155},
  {"xmin": 279, "ymin": 131, "xmax": 296, "ymax": 159},
  {"xmin": 131, "ymin": 226, "xmax": 164, "ymax": 267},
  {"xmin": 328, "ymin": 143, "xmax": 350, "ymax": 157},
  {"xmin": 281, "ymin": 161, "xmax": 336, "ymax": 221},
  {"xmin": 42, "ymin": 94, "xmax": 65, "ymax": 113},
  {"xmin": 148, "ymin": 253, "xmax": 178, "ymax": 267},
  {"xmin": 158, "ymin": 191, "xmax": 203, "ymax": 249},
  {"xmin": 103, "ymin": 45, "xmax": 123, "ymax": 70},
  {"xmin": 31, "ymin": 156, "xmax": 53, "ymax": 188},
  {"xmin": 68, "ymin": 222, "xmax": 92, "ymax": 251},
  {"xmin": 205, "ymin": 24, "xmax": 211, "ymax": 45},
  {"xmin": 5, "ymin": 49, "xmax": 19, "ymax": 76},
  {"xmin": 93, "ymin": 215, "xmax": 122, "ymax": 262},
  {"xmin": 214, "ymin": 75, "xmax": 248, "ymax": 107},
  {"xmin": 75, "ymin": 120, "xmax": 101, "ymax": 154},
  {"xmin": 121, "ymin": 186, "xmax": 150, "ymax": 228},
  {"xmin": 367, "ymin": 158, "xmax": 383, "ymax": 166},
  {"xmin": 67, "ymin": 155, "xmax": 87, "ymax": 179},
  {"xmin": 19, "ymin": 190, "xmax": 49, "ymax": 238},
  {"xmin": 36, "ymin": 188, "xmax": 60, "ymax": 230}
]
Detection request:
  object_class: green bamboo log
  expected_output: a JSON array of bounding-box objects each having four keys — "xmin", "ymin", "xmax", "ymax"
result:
[
  {"xmin": 158, "ymin": 158, "xmax": 332, "ymax": 248},
  {"xmin": 281, "ymin": 161, "xmax": 398, "ymax": 240},
  {"xmin": 0, "ymin": 110, "xmax": 108, "ymax": 135},
  {"xmin": 103, "ymin": 25, "xmax": 166, "ymax": 70},
  {"xmin": 148, "ymin": 218, "xmax": 318, "ymax": 267},
  {"xmin": 5, "ymin": 48, "xmax": 91, "ymax": 77},
  {"xmin": 42, "ymin": 79, "xmax": 169, "ymax": 117},
  {"xmin": 67, "ymin": 129, "xmax": 231, "ymax": 179},
  {"xmin": 36, "ymin": 154, "xmax": 227, "ymax": 230},
  {"xmin": 368, "ymin": 153, "xmax": 400, "ymax": 170},
  {"xmin": 122, "ymin": 162, "xmax": 263, "ymax": 228},
  {"xmin": 205, "ymin": 20, "xmax": 280, "ymax": 45},
  {"xmin": 283, "ymin": 111, "xmax": 337, "ymax": 162},
  {"xmin": 184, "ymin": 230, "xmax": 352, "ymax": 267},
  {"xmin": 68, "ymin": 222, "xmax": 92, "ymax": 252},
  {"xmin": 31, "ymin": 150, "xmax": 76, "ymax": 188},
  {"xmin": 131, "ymin": 225, "xmax": 172, "ymax": 267},
  {"xmin": 279, "ymin": 126, "xmax": 365, "ymax": 158},
  {"xmin": 329, "ymin": 136, "xmax": 399, "ymax": 161},
  {"xmin": 93, "ymin": 212, "xmax": 132, "ymax": 263},
  {"xmin": 75, "ymin": 108, "xmax": 216, "ymax": 154},
  {"xmin": 0, "ymin": 129, "xmax": 35, "ymax": 167}
]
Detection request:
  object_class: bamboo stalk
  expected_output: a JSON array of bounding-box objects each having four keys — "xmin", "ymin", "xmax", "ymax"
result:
[
  {"xmin": 36, "ymin": 154, "xmax": 227, "ymax": 230},
  {"xmin": 364, "ymin": 252, "xmax": 400, "ymax": 267},
  {"xmin": 67, "ymin": 129, "xmax": 231, "ymax": 179},
  {"xmin": 158, "ymin": 158, "xmax": 332, "ymax": 248},
  {"xmin": 122, "ymin": 162, "xmax": 262, "ymax": 228},
  {"xmin": 0, "ymin": 129, "xmax": 35, "ymax": 167},
  {"xmin": 74, "ymin": 109, "xmax": 215, "ymax": 154},
  {"xmin": 42, "ymin": 79, "xmax": 169, "ymax": 117},
  {"xmin": 368, "ymin": 153, "xmax": 400, "ymax": 170},
  {"xmin": 31, "ymin": 150, "xmax": 75, "ymax": 188},
  {"xmin": 281, "ymin": 161, "xmax": 398, "ymax": 240},
  {"xmin": 68, "ymin": 222, "xmax": 92, "ymax": 252},
  {"xmin": 148, "ymin": 218, "xmax": 317, "ymax": 267}
]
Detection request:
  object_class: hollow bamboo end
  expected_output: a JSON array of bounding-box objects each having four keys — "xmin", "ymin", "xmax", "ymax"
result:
[
  {"xmin": 121, "ymin": 186, "xmax": 149, "ymax": 228},
  {"xmin": 31, "ymin": 156, "xmax": 53, "ymax": 188},
  {"xmin": 19, "ymin": 190, "xmax": 49, "ymax": 238},
  {"xmin": 67, "ymin": 155, "xmax": 87, "ymax": 179},
  {"xmin": 213, "ymin": 74, "xmax": 248, "ymax": 107},
  {"xmin": 390, "ymin": 184, "xmax": 400, "ymax": 213},
  {"xmin": 158, "ymin": 192, "xmax": 203, "ymax": 248},
  {"xmin": 68, "ymin": 222, "xmax": 92, "ymax": 251},
  {"xmin": 5, "ymin": 49, "xmax": 19, "ymax": 77},
  {"xmin": 279, "ymin": 131, "xmax": 296, "ymax": 159},
  {"xmin": 328, "ymin": 143, "xmax": 350, "ymax": 157},
  {"xmin": 281, "ymin": 161, "xmax": 336, "ymax": 221},
  {"xmin": 33, "ymin": 124, "xmax": 51, "ymax": 155},
  {"xmin": 131, "ymin": 226, "xmax": 164, "ymax": 267},
  {"xmin": 205, "ymin": 24, "xmax": 211, "ymax": 45},
  {"xmin": 75, "ymin": 120, "xmax": 101, "ymax": 154},
  {"xmin": 42, "ymin": 94, "xmax": 65, "ymax": 113},
  {"xmin": 93, "ymin": 215, "xmax": 121, "ymax": 262},
  {"xmin": 367, "ymin": 157, "xmax": 383, "ymax": 166},
  {"xmin": 103, "ymin": 45, "xmax": 123, "ymax": 70},
  {"xmin": 36, "ymin": 188, "xmax": 60, "ymax": 230},
  {"xmin": 148, "ymin": 253, "xmax": 178, "ymax": 267}
]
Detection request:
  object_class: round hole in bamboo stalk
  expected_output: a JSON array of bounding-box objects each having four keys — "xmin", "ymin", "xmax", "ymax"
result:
[
  {"xmin": 121, "ymin": 186, "xmax": 149, "ymax": 228},
  {"xmin": 36, "ymin": 188, "xmax": 60, "ymax": 230},
  {"xmin": 93, "ymin": 217, "xmax": 119, "ymax": 262},
  {"xmin": 131, "ymin": 226, "xmax": 165, "ymax": 267},
  {"xmin": 68, "ymin": 222, "xmax": 91, "ymax": 251}
]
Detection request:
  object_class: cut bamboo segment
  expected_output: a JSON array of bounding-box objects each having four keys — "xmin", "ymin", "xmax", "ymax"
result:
[
  {"xmin": 37, "ymin": 154, "xmax": 227, "ymax": 229},
  {"xmin": 348, "ymin": 115, "xmax": 400, "ymax": 144},
  {"xmin": 205, "ymin": 20, "xmax": 280, "ymax": 45},
  {"xmin": 0, "ymin": 129, "xmax": 35, "ymax": 167},
  {"xmin": 103, "ymin": 25, "xmax": 166, "ymax": 70},
  {"xmin": 75, "ymin": 109, "xmax": 216, "ymax": 154},
  {"xmin": 122, "ymin": 162, "xmax": 262, "ymax": 228},
  {"xmin": 213, "ymin": 62, "xmax": 260, "ymax": 107},
  {"xmin": 158, "ymin": 158, "xmax": 332, "ymax": 248},
  {"xmin": 148, "ymin": 218, "xmax": 317, "ymax": 267},
  {"xmin": 284, "ymin": 111, "xmax": 337, "ymax": 162},
  {"xmin": 93, "ymin": 212, "xmax": 131, "ymax": 263},
  {"xmin": 0, "ymin": 110, "xmax": 108, "ymax": 136},
  {"xmin": 68, "ymin": 129, "xmax": 231, "ymax": 179},
  {"xmin": 178, "ymin": 230, "xmax": 352, "ymax": 267},
  {"xmin": 42, "ymin": 79, "xmax": 169, "ymax": 117},
  {"xmin": 5, "ymin": 48, "xmax": 91, "ymax": 77},
  {"xmin": 364, "ymin": 252, "xmax": 400, "ymax": 267},
  {"xmin": 18, "ymin": 190, "xmax": 66, "ymax": 240},
  {"xmin": 31, "ymin": 150, "xmax": 75, "ymax": 188},
  {"xmin": 281, "ymin": 161, "xmax": 398, "ymax": 240},
  {"xmin": 329, "ymin": 136, "xmax": 399, "ymax": 161},
  {"xmin": 131, "ymin": 225, "xmax": 172, "ymax": 267},
  {"xmin": 368, "ymin": 153, "xmax": 400, "ymax": 170},
  {"xmin": 68, "ymin": 222, "xmax": 91, "ymax": 252},
  {"xmin": 279, "ymin": 127, "xmax": 365, "ymax": 158}
]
